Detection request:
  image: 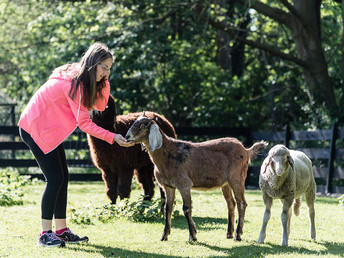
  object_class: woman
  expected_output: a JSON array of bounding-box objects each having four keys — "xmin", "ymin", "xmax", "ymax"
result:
[{"xmin": 18, "ymin": 42, "xmax": 134, "ymax": 247}]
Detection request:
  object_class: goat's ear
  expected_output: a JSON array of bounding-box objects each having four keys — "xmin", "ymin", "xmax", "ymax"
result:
[
  {"xmin": 287, "ymin": 155, "xmax": 294, "ymax": 170},
  {"xmin": 149, "ymin": 123, "xmax": 162, "ymax": 151}
]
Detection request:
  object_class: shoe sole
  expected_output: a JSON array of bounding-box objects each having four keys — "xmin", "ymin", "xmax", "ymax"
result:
[
  {"xmin": 37, "ymin": 242, "xmax": 65, "ymax": 248},
  {"xmin": 63, "ymin": 239, "xmax": 89, "ymax": 244}
]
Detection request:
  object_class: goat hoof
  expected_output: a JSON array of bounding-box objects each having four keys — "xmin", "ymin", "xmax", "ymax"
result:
[
  {"xmin": 161, "ymin": 235, "xmax": 168, "ymax": 241},
  {"xmin": 189, "ymin": 236, "xmax": 197, "ymax": 242},
  {"xmin": 234, "ymin": 235, "xmax": 242, "ymax": 241},
  {"xmin": 226, "ymin": 233, "xmax": 233, "ymax": 239}
]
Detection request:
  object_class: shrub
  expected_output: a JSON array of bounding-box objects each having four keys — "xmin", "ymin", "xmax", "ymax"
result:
[
  {"xmin": 0, "ymin": 168, "xmax": 32, "ymax": 206},
  {"xmin": 68, "ymin": 195, "xmax": 169, "ymax": 224}
]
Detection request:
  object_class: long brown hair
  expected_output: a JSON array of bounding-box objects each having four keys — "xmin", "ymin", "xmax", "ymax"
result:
[{"xmin": 67, "ymin": 42, "xmax": 113, "ymax": 109}]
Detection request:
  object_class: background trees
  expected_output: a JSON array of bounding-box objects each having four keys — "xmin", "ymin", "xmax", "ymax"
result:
[{"xmin": 0, "ymin": 0, "xmax": 343, "ymax": 130}]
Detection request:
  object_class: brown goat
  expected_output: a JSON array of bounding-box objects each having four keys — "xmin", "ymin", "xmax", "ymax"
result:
[
  {"xmin": 88, "ymin": 95, "xmax": 176, "ymax": 204},
  {"xmin": 126, "ymin": 114, "xmax": 268, "ymax": 242}
]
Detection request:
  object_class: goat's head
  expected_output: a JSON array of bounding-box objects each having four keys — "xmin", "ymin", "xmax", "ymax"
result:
[
  {"xmin": 125, "ymin": 112, "xmax": 163, "ymax": 151},
  {"xmin": 263, "ymin": 144, "xmax": 294, "ymax": 176},
  {"xmin": 90, "ymin": 95, "xmax": 117, "ymax": 129}
]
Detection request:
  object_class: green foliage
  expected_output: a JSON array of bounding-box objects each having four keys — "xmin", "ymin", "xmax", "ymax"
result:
[
  {"xmin": 1, "ymin": 0, "xmax": 342, "ymax": 130},
  {"xmin": 0, "ymin": 168, "xmax": 32, "ymax": 206},
  {"xmin": 68, "ymin": 195, "xmax": 167, "ymax": 224}
]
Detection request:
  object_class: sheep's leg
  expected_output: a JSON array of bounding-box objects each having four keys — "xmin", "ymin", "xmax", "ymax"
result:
[
  {"xmin": 257, "ymin": 194, "xmax": 273, "ymax": 244},
  {"xmin": 179, "ymin": 187, "xmax": 197, "ymax": 241},
  {"xmin": 280, "ymin": 198, "xmax": 293, "ymax": 246},
  {"xmin": 101, "ymin": 170, "xmax": 119, "ymax": 204},
  {"xmin": 231, "ymin": 182, "xmax": 247, "ymax": 241},
  {"xmin": 305, "ymin": 186, "xmax": 316, "ymax": 240},
  {"xmin": 136, "ymin": 164, "xmax": 155, "ymax": 201},
  {"xmin": 161, "ymin": 187, "xmax": 175, "ymax": 241},
  {"xmin": 221, "ymin": 184, "xmax": 236, "ymax": 239},
  {"xmin": 287, "ymin": 205, "xmax": 292, "ymax": 238}
]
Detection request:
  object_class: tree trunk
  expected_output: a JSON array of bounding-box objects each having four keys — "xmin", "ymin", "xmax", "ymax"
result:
[
  {"xmin": 195, "ymin": 0, "xmax": 339, "ymax": 118},
  {"xmin": 216, "ymin": 0, "xmax": 232, "ymax": 70},
  {"xmin": 289, "ymin": 0, "xmax": 337, "ymax": 116},
  {"xmin": 342, "ymin": 0, "xmax": 344, "ymax": 85}
]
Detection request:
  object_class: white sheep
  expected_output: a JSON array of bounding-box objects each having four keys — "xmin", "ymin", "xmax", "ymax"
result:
[
  {"xmin": 257, "ymin": 144, "xmax": 316, "ymax": 246},
  {"xmin": 125, "ymin": 114, "xmax": 267, "ymax": 242}
]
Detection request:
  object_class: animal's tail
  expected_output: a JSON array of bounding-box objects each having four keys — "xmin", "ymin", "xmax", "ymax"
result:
[
  {"xmin": 294, "ymin": 197, "xmax": 301, "ymax": 216},
  {"xmin": 247, "ymin": 141, "xmax": 268, "ymax": 160}
]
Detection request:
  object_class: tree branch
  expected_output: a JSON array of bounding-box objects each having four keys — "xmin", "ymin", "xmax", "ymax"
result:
[
  {"xmin": 193, "ymin": 3, "xmax": 308, "ymax": 68},
  {"xmin": 236, "ymin": 0, "xmax": 292, "ymax": 27},
  {"xmin": 278, "ymin": 0, "xmax": 313, "ymax": 34}
]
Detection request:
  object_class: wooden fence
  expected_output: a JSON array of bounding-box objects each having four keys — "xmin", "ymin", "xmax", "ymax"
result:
[{"xmin": 1, "ymin": 124, "xmax": 344, "ymax": 194}]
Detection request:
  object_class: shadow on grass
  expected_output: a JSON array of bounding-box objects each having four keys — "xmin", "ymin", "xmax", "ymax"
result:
[
  {"xmin": 68, "ymin": 244, "xmax": 184, "ymax": 258},
  {"xmin": 68, "ymin": 239, "xmax": 344, "ymax": 257},
  {"xmin": 190, "ymin": 240, "xmax": 344, "ymax": 257},
  {"xmin": 171, "ymin": 215, "xmax": 228, "ymax": 230}
]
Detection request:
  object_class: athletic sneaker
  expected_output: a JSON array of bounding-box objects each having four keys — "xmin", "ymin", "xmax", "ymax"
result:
[
  {"xmin": 38, "ymin": 230, "xmax": 65, "ymax": 247},
  {"xmin": 56, "ymin": 228, "xmax": 89, "ymax": 244}
]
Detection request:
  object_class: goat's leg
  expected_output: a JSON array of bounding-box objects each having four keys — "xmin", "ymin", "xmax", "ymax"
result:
[
  {"xmin": 136, "ymin": 164, "xmax": 155, "ymax": 201},
  {"xmin": 221, "ymin": 184, "xmax": 236, "ymax": 239},
  {"xmin": 179, "ymin": 187, "xmax": 197, "ymax": 241},
  {"xmin": 257, "ymin": 194, "xmax": 273, "ymax": 244},
  {"xmin": 280, "ymin": 198, "xmax": 293, "ymax": 246},
  {"xmin": 101, "ymin": 169, "xmax": 119, "ymax": 204},
  {"xmin": 161, "ymin": 187, "xmax": 175, "ymax": 241},
  {"xmin": 305, "ymin": 186, "xmax": 316, "ymax": 240},
  {"xmin": 231, "ymin": 182, "xmax": 247, "ymax": 241}
]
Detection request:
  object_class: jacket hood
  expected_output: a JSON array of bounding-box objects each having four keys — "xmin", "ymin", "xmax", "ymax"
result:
[{"xmin": 49, "ymin": 63, "xmax": 79, "ymax": 81}]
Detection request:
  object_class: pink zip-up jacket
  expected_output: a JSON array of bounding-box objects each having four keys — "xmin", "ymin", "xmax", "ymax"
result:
[{"xmin": 18, "ymin": 67, "xmax": 116, "ymax": 154}]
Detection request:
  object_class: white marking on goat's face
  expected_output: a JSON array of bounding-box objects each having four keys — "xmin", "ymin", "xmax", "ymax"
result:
[{"xmin": 125, "ymin": 117, "xmax": 152, "ymax": 143}]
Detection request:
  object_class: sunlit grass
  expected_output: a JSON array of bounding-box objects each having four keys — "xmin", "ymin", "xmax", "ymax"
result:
[{"xmin": 0, "ymin": 181, "xmax": 343, "ymax": 257}]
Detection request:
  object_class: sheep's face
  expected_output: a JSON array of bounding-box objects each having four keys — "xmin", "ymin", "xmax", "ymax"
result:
[
  {"xmin": 269, "ymin": 155, "xmax": 289, "ymax": 176},
  {"xmin": 264, "ymin": 145, "xmax": 294, "ymax": 176},
  {"xmin": 125, "ymin": 115, "xmax": 152, "ymax": 143}
]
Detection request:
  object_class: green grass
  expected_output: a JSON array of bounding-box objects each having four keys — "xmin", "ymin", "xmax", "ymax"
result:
[{"xmin": 1, "ymin": 181, "xmax": 343, "ymax": 257}]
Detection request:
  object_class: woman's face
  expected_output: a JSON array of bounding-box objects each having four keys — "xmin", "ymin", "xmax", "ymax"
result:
[{"xmin": 96, "ymin": 57, "xmax": 113, "ymax": 82}]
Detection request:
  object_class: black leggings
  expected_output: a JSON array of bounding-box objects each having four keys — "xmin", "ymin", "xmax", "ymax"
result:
[{"xmin": 19, "ymin": 128, "xmax": 69, "ymax": 220}]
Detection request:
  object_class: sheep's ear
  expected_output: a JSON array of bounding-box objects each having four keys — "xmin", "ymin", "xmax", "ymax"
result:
[
  {"xmin": 262, "ymin": 156, "xmax": 271, "ymax": 174},
  {"xmin": 287, "ymin": 155, "xmax": 294, "ymax": 170},
  {"xmin": 149, "ymin": 123, "xmax": 162, "ymax": 151}
]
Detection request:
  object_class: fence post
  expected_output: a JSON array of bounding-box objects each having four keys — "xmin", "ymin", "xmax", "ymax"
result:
[
  {"xmin": 284, "ymin": 124, "xmax": 290, "ymax": 148},
  {"xmin": 325, "ymin": 122, "xmax": 337, "ymax": 194}
]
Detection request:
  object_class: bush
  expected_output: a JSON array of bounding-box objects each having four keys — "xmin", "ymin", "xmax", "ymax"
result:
[
  {"xmin": 68, "ymin": 195, "xmax": 171, "ymax": 224},
  {"xmin": 0, "ymin": 168, "xmax": 32, "ymax": 206}
]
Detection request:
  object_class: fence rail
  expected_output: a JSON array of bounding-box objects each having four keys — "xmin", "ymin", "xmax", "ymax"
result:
[{"xmin": 1, "ymin": 124, "xmax": 344, "ymax": 194}]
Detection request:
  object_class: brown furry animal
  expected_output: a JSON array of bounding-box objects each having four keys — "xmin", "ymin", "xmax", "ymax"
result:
[
  {"xmin": 126, "ymin": 114, "xmax": 267, "ymax": 242},
  {"xmin": 88, "ymin": 95, "xmax": 176, "ymax": 204}
]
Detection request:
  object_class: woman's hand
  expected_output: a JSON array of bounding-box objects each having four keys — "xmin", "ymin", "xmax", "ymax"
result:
[
  {"xmin": 105, "ymin": 70, "xmax": 110, "ymax": 80},
  {"xmin": 114, "ymin": 134, "xmax": 135, "ymax": 147}
]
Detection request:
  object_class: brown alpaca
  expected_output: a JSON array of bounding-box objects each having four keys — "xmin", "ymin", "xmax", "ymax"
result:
[
  {"xmin": 126, "ymin": 114, "xmax": 267, "ymax": 241},
  {"xmin": 88, "ymin": 95, "xmax": 176, "ymax": 204}
]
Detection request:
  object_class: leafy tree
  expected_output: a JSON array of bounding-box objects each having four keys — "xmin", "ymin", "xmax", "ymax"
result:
[
  {"xmin": 0, "ymin": 0, "xmax": 342, "ymax": 131},
  {"xmin": 194, "ymin": 0, "xmax": 343, "ymax": 125}
]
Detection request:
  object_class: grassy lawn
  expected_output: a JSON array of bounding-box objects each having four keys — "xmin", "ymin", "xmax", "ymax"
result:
[{"xmin": 0, "ymin": 181, "xmax": 343, "ymax": 257}]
